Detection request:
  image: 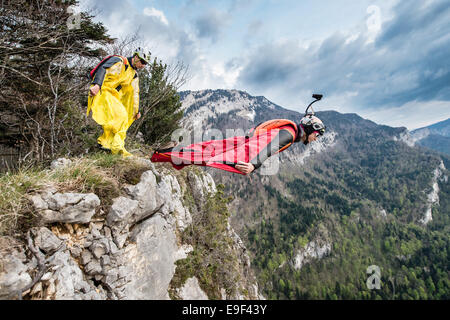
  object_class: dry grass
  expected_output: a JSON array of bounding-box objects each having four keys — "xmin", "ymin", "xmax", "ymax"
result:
[
  {"xmin": 0, "ymin": 152, "xmax": 153, "ymax": 237},
  {"xmin": 0, "ymin": 169, "xmax": 48, "ymax": 237}
]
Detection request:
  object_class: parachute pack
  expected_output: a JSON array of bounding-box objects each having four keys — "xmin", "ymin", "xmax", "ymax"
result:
[
  {"xmin": 250, "ymin": 119, "xmax": 298, "ymax": 136},
  {"xmin": 88, "ymin": 55, "xmax": 128, "ymax": 80}
]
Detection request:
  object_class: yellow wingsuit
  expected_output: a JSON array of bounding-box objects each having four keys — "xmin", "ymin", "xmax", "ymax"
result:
[{"xmin": 87, "ymin": 56, "xmax": 139, "ymax": 157}]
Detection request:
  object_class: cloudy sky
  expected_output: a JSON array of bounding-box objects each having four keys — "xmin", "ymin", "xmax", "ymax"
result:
[{"xmin": 78, "ymin": 0, "xmax": 450, "ymax": 130}]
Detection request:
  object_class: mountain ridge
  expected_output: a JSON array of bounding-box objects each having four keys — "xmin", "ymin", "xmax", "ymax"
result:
[
  {"xmin": 410, "ymin": 118, "xmax": 450, "ymax": 155},
  {"xmin": 179, "ymin": 89, "xmax": 409, "ymax": 132},
  {"xmin": 177, "ymin": 88, "xmax": 450, "ymax": 300},
  {"xmin": 412, "ymin": 118, "xmax": 450, "ymax": 137}
]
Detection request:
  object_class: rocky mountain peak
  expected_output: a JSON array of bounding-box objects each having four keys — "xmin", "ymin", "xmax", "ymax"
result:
[{"xmin": 179, "ymin": 89, "xmax": 283, "ymax": 130}]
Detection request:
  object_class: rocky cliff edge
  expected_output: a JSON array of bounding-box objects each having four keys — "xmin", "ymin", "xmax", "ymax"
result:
[{"xmin": 0, "ymin": 157, "xmax": 262, "ymax": 300}]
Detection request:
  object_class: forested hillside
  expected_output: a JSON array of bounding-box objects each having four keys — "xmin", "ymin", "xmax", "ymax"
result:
[{"xmin": 180, "ymin": 89, "xmax": 450, "ymax": 300}]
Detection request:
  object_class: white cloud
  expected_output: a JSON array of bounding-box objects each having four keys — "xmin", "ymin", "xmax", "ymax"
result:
[
  {"xmin": 182, "ymin": 58, "xmax": 233, "ymax": 91},
  {"xmin": 78, "ymin": 0, "xmax": 450, "ymax": 130},
  {"xmin": 211, "ymin": 62, "xmax": 243, "ymax": 88},
  {"xmin": 362, "ymin": 100, "xmax": 450, "ymax": 130},
  {"xmin": 143, "ymin": 7, "xmax": 169, "ymax": 26},
  {"xmin": 345, "ymin": 33, "xmax": 360, "ymax": 45}
]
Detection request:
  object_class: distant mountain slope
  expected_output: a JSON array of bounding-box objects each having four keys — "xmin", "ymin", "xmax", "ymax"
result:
[
  {"xmin": 415, "ymin": 134, "xmax": 450, "ymax": 155},
  {"xmin": 412, "ymin": 118, "xmax": 450, "ymax": 137},
  {"xmin": 411, "ymin": 118, "xmax": 450, "ymax": 155},
  {"xmin": 178, "ymin": 89, "xmax": 296, "ymax": 131},
  {"xmin": 178, "ymin": 89, "xmax": 450, "ymax": 300}
]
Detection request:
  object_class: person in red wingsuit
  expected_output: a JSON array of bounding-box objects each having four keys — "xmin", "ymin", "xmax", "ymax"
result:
[{"xmin": 150, "ymin": 113, "xmax": 326, "ymax": 175}]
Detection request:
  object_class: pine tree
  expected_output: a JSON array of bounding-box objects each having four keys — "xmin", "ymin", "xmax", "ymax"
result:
[
  {"xmin": 135, "ymin": 62, "xmax": 184, "ymax": 147},
  {"xmin": 0, "ymin": 0, "xmax": 113, "ymax": 167}
]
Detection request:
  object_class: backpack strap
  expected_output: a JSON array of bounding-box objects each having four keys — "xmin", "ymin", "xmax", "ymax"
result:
[
  {"xmin": 89, "ymin": 55, "xmax": 128, "ymax": 80},
  {"xmin": 118, "ymin": 55, "xmax": 128, "ymax": 65},
  {"xmin": 90, "ymin": 56, "xmax": 124, "ymax": 87}
]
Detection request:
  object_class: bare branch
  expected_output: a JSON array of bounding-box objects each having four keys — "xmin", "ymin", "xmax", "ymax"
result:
[{"xmin": 0, "ymin": 65, "xmax": 44, "ymax": 86}]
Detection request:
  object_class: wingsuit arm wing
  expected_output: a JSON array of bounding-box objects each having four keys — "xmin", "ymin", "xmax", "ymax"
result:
[
  {"xmin": 250, "ymin": 129, "xmax": 294, "ymax": 170},
  {"xmin": 91, "ymin": 56, "xmax": 123, "ymax": 88}
]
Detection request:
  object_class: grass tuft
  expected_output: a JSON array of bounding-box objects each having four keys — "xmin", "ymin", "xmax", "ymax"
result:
[{"xmin": 0, "ymin": 152, "xmax": 153, "ymax": 237}]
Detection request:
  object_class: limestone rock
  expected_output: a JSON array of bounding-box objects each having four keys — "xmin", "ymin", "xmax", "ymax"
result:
[
  {"xmin": 123, "ymin": 170, "xmax": 158, "ymax": 206},
  {"xmin": 174, "ymin": 244, "xmax": 194, "ymax": 261},
  {"xmin": 3, "ymin": 158, "xmax": 260, "ymax": 301},
  {"xmin": 111, "ymin": 229, "xmax": 127, "ymax": 249},
  {"xmin": 187, "ymin": 171, "xmax": 216, "ymax": 204},
  {"xmin": 50, "ymin": 158, "xmax": 72, "ymax": 170},
  {"xmin": 292, "ymin": 239, "xmax": 332, "ymax": 270},
  {"xmin": 90, "ymin": 241, "xmax": 107, "ymax": 259},
  {"xmin": 123, "ymin": 170, "xmax": 165, "ymax": 224},
  {"xmin": 177, "ymin": 277, "xmax": 208, "ymax": 300},
  {"xmin": 45, "ymin": 250, "xmax": 106, "ymax": 299},
  {"xmin": 29, "ymin": 195, "xmax": 48, "ymax": 210},
  {"xmin": 31, "ymin": 227, "xmax": 64, "ymax": 254},
  {"xmin": 38, "ymin": 193, "xmax": 100, "ymax": 224},
  {"xmin": 119, "ymin": 214, "xmax": 180, "ymax": 299},
  {"xmin": 46, "ymin": 193, "xmax": 85, "ymax": 211},
  {"xmin": 69, "ymin": 245, "xmax": 83, "ymax": 258},
  {"xmin": 84, "ymin": 259, "xmax": 102, "ymax": 276},
  {"xmin": 0, "ymin": 246, "xmax": 32, "ymax": 298},
  {"xmin": 106, "ymin": 196, "xmax": 139, "ymax": 231},
  {"xmin": 158, "ymin": 175, "xmax": 191, "ymax": 231},
  {"xmin": 80, "ymin": 250, "xmax": 92, "ymax": 265}
]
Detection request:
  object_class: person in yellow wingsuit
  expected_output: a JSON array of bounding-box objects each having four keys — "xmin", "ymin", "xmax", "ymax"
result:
[{"xmin": 87, "ymin": 48, "xmax": 149, "ymax": 157}]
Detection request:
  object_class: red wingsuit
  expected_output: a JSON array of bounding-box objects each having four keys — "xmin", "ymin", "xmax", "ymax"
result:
[{"xmin": 150, "ymin": 119, "xmax": 302, "ymax": 175}]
